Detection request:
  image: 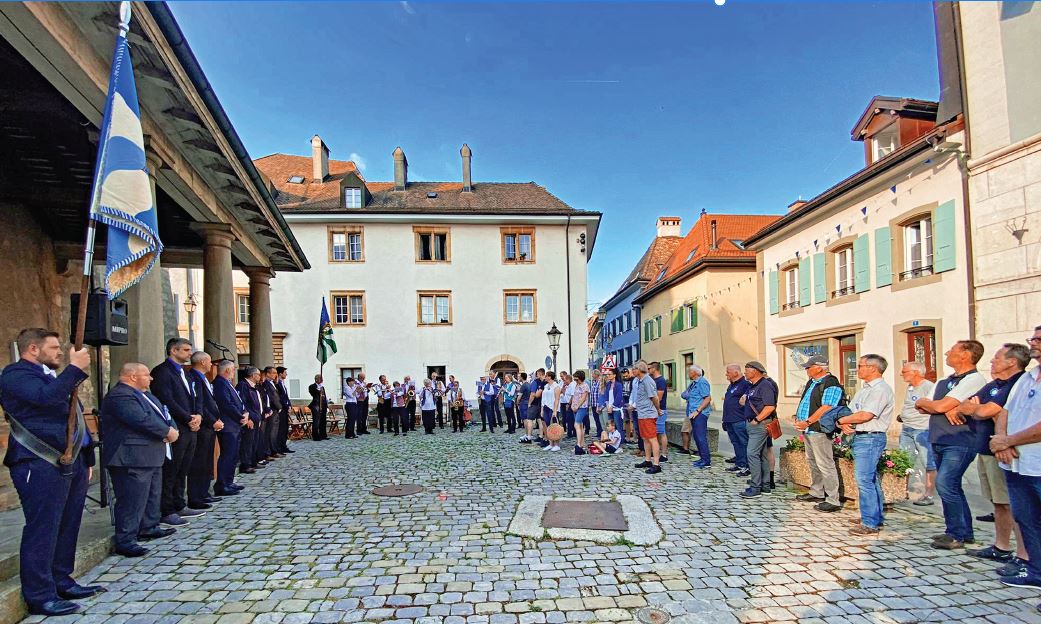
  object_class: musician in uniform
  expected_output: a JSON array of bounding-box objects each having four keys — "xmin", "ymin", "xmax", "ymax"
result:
[
  {"xmin": 391, "ymin": 381, "xmax": 408, "ymax": 436},
  {"xmin": 481, "ymin": 375, "xmax": 499, "ymax": 433},
  {"xmin": 309, "ymin": 374, "xmax": 329, "ymax": 440},
  {"xmin": 376, "ymin": 375, "xmax": 391, "ymax": 433},
  {"xmin": 431, "ymin": 372, "xmax": 446, "ymax": 429},
  {"xmin": 447, "ymin": 380, "xmax": 466, "ymax": 432},
  {"xmin": 419, "ymin": 379, "xmax": 438, "ymax": 434},
  {"xmin": 356, "ymin": 372, "xmax": 370, "ymax": 434},
  {"xmin": 0, "ymin": 328, "xmax": 104, "ymax": 616},
  {"xmin": 343, "ymin": 376, "xmax": 358, "ymax": 439},
  {"xmin": 262, "ymin": 367, "xmax": 283, "ymax": 459},
  {"xmin": 101, "ymin": 363, "xmax": 179, "ymax": 557},
  {"xmin": 275, "ymin": 367, "xmax": 293, "ymax": 453},
  {"xmin": 404, "ymin": 376, "xmax": 417, "ymax": 431},
  {"xmin": 187, "ymin": 352, "xmax": 224, "ymax": 509}
]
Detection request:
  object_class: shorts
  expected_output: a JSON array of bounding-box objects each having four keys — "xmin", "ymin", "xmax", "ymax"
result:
[
  {"xmin": 542, "ymin": 406, "xmax": 555, "ymax": 426},
  {"xmin": 525, "ymin": 404, "xmax": 540, "ymax": 421},
  {"xmin": 574, "ymin": 407, "xmax": 589, "ymax": 426},
  {"xmin": 681, "ymin": 416, "xmax": 692, "ymax": 433},
  {"xmin": 638, "ymin": 418, "xmax": 657, "ymax": 440},
  {"xmin": 605, "ymin": 444, "xmax": 618, "ymax": 454},
  {"xmin": 978, "ymin": 454, "xmax": 1010, "ymax": 505},
  {"xmin": 656, "ymin": 411, "xmax": 667, "ymax": 435}
]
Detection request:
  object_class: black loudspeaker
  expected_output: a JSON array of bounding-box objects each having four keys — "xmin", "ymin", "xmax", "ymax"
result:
[{"xmin": 70, "ymin": 290, "xmax": 129, "ymax": 346}]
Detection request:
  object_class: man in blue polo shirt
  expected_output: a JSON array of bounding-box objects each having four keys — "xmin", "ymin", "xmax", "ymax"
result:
[
  {"xmin": 954, "ymin": 344, "xmax": 1027, "ymax": 565},
  {"xmin": 915, "ymin": 340, "xmax": 988, "ymax": 550},
  {"xmin": 721, "ymin": 364, "xmax": 752, "ymax": 475}
]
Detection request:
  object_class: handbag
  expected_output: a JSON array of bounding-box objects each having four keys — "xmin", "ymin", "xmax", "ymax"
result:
[
  {"xmin": 765, "ymin": 417, "xmax": 782, "ymax": 440},
  {"xmin": 545, "ymin": 412, "xmax": 565, "ymax": 442}
]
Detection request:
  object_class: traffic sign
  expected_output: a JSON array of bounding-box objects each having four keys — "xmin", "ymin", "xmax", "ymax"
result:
[{"xmin": 601, "ymin": 354, "xmax": 617, "ymax": 370}]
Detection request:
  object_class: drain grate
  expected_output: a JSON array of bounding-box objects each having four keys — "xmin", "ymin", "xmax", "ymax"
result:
[
  {"xmin": 372, "ymin": 484, "xmax": 424, "ymax": 497},
  {"xmin": 542, "ymin": 500, "xmax": 628, "ymax": 531},
  {"xmin": 636, "ymin": 606, "xmax": 671, "ymax": 624}
]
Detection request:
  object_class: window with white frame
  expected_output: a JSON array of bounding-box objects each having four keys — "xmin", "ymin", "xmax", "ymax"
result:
[
  {"xmin": 903, "ymin": 217, "xmax": 934, "ymax": 279},
  {"xmin": 331, "ymin": 233, "xmax": 347, "ymax": 261},
  {"xmin": 236, "ymin": 294, "xmax": 250, "ymax": 324},
  {"xmin": 784, "ymin": 267, "xmax": 799, "ymax": 308},
  {"xmin": 348, "ymin": 233, "xmax": 362, "ymax": 261},
  {"xmin": 871, "ymin": 125, "xmax": 899, "ymax": 163},
  {"xmin": 419, "ymin": 292, "xmax": 451, "ymax": 325},
  {"xmin": 329, "ymin": 227, "xmax": 363, "ymax": 262},
  {"xmin": 502, "ymin": 228, "xmax": 535, "ymax": 262},
  {"xmin": 332, "ymin": 292, "xmax": 365, "ymax": 325},
  {"xmin": 344, "ymin": 187, "xmax": 362, "ymax": 209},
  {"xmin": 834, "ymin": 246, "xmax": 854, "ymax": 297},
  {"xmin": 504, "ymin": 291, "xmax": 536, "ymax": 323}
]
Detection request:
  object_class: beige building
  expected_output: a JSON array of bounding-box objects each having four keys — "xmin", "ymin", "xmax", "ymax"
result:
[
  {"xmin": 746, "ymin": 98, "xmax": 971, "ymax": 416},
  {"xmin": 634, "ymin": 212, "xmax": 778, "ymax": 398},
  {"xmin": 957, "ymin": 2, "xmax": 1041, "ymax": 345}
]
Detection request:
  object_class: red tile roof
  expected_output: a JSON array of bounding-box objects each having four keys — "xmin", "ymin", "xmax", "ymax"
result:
[
  {"xmin": 614, "ymin": 236, "xmax": 684, "ymax": 297},
  {"xmin": 254, "ymin": 153, "xmax": 596, "ymax": 216}
]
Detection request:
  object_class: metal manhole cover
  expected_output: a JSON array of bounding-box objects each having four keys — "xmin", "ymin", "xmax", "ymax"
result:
[
  {"xmin": 372, "ymin": 484, "xmax": 424, "ymax": 497},
  {"xmin": 542, "ymin": 500, "xmax": 628, "ymax": 531},
  {"xmin": 636, "ymin": 607, "xmax": 671, "ymax": 624}
]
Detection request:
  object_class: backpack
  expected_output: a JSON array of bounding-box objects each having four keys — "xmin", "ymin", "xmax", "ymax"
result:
[{"xmin": 817, "ymin": 404, "xmax": 853, "ymax": 436}]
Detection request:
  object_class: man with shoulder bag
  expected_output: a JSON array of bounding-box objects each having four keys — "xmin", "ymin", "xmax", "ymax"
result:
[{"xmin": 792, "ymin": 355, "xmax": 846, "ymax": 513}]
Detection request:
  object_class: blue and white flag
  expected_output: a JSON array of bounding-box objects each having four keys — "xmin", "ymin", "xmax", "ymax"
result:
[{"xmin": 88, "ymin": 2, "xmax": 162, "ymax": 299}]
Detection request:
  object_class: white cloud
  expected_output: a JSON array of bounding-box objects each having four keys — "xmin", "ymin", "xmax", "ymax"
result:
[
  {"xmin": 349, "ymin": 152, "xmax": 367, "ymax": 172},
  {"xmin": 400, "ymin": 1, "xmax": 415, "ymax": 15}
]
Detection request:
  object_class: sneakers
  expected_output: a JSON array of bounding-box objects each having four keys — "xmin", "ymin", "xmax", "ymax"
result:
[
  {"xmin": 549, "ymin": 445, "xmax": 561, "ymax": 452},
  {"xmin": 976, "ymin": 512, "xmax": 996, "ymax": 522},
  {"xmin": 739, "ymin": 488, "xmax": 761, "ymax": 498},
  {"xmin": 178, "ymin": 507, "xmax": 206, "ymax": 518},
  {"xmin": 677, "ymin": 448, "xmax": 691, "ymax": 455},
  {"xmin": 932, "ymin": 535, "xmax": 967, "ymax": 550},
  {"xmin": 575, "ymin": 446, "xmax": 586, "ymax": 456},
  {"xmin": 635, "ymin": 460, "xmax": 652, "ymax": 468},
  {"xmin": 645, "ymin": 465, "xmax": 662, "ymax": 474},
  {"xmin": 997, "ymin": 558, "xmax": 1029, "ymax": 577},
  {"xmin": 1000, "ymin": 571, "xmax": 1041, "ymax": 588},
  {"xmin": 691, "ymin": 460, "xmax": 710, "ymax": 469},
  {"xmin": 542, "ymin": 443, "xmax": 554, "ymax": 451},
  {"xmin": 736, "ymin": 469, "xmax": 751, "ymax": 477},
  {"xmin": 912, "ymin": 496, "xmax": 935, "ymax": 506},
  {"xmin": 814, "ymin": 502, "xmax": 842, "ymax": 513},
  {"xmin": 660, "ymin": 455, "xmax": 669, "ymax": 463},
  {"xmin": 160, "ymin": 514, "xmax": 188, "ymax": 527},
  {"xmin": 968, "ymin": 545, "xmax": 1014, "ymax": 562},
  {"xmin": 796, "ymin": 494, "xmax": 825, "ymax": 503},
  {"xmin": 850, "ymin": 524, "xmax": 881, "ymax": 536},
  {"xmin": 725, "ymin": 466, "xmax": 744, "ymax": 473},
  {"xmin": 725, "ymin": 457, "xmax": 737, "ymax": 464}
]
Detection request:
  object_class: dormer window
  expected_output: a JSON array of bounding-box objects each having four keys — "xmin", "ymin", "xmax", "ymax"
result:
[
  {"xmin": 871, "ymin": 124, "xmax": 899, "ymax": 162},
  {"xmin": 344, "ymin": 187, "xmax": 362, "ymax": 209},
  {"xmin": 287, "ymin": 175, "xmax": 305, "ymax": 184},
  {"xmin": 655, "ymin": 267, "xmax": 667, "ymax": 281}
]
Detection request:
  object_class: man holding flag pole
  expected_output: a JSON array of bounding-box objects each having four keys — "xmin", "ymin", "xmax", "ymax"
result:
[
  {"xmin": 0, "ymin": 2, "xmax": 161, "ymax": 616},
  {"xmin": 310, "ymin": 299, "xmax": 336, "ymax": 440}
]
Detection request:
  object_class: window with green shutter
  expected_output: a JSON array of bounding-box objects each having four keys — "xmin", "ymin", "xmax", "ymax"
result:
[
  {"xmin": 853, "ymin": 234, "xmax": 871, "ymax": 293},
  {"xmin": 798, "ymin": 257, "xmax": 811, "ymax": 306},
  {"xmin": 813, "ymin": 253, "xmax": 826, "ymax": 303},
  {"xmin": 655, "ymin": 316, "xmax": 662, "ymax": 339},
  {"xmin": 875, "ymin": 226, "xmax": 893, "ymax": 287},
  {"xmin": 670, "ymin": 308, "xmax": 683, "ymax": 333},
  {"xmin": 768, "ymin": 271, "xmax": 778, "ymax": 315},
  {"xmin": 933, "ymin": 200, "xmax": 957, "ymax": 273},
  {"xmin": 685, "ymin": 301, "xmax": 697, "ymax": 328}
]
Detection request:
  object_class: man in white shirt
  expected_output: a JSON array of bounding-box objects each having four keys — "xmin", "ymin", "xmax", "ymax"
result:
[
  {"xmin": 915, "ymin": 340, "xmax": 988, "ymax": 550},
  {"xmin": 898, "ymin": 361, "xmax": 937, "ymax": 505},
  {"xmin": 561, "ymin": 372, "xmax": 576, "ymax": 438},
  {"xmin": 419, "ymin": 379, "xmax": 437, "ymax": 434},
  {"xmin": 992, "ymin": 325, "xmax": 1041, "ymax": 591},
  {"xmin": 837, "ymin": 354, "xmax": 895, "ymax": 535}
]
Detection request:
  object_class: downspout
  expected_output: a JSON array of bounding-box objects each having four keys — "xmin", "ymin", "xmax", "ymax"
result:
[
  {"xmin": 566, "ymin": 215, "xmax": 573, "ymax": 372},
  {"xmin": 953, "ymin": 3, "xmax": 976, "ymax": 340}
]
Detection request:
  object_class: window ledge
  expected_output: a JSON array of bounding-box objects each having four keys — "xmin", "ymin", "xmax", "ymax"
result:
[
  {"xmin": 418, "ymin": 323, "xmax": 453, "ymax": 327},
  {"xmin": 415, "ymin": 260, "xmax": 452, "ymax": 264},
  {"xmin": 890, "ymin": 272, "xmax": 943, "ymax": 293},
  {"xmin": 505, "ymin": 321, "xmax": 537, "ymax": 325},
  {"xmin": 825, "ymin": 293, "xmax": 861, "ymax": 307},
  {"xmin": 778, "ymin": 305, "xmax": 805, "ymax": 318}
]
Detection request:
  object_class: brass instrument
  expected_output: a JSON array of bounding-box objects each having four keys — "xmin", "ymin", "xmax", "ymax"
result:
[{"xmin": 407, "ymin": 388, "xmax": 416, "ymax": 400}]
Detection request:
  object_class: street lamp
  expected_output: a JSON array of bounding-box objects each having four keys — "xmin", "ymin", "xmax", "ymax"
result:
[
  {"xmin": 547, "ymin": 323, "xmax": 563, "ymax": 374},
  {"xmin": 183, "ymin": 293, "xmax": 199, "ymax": 347}
]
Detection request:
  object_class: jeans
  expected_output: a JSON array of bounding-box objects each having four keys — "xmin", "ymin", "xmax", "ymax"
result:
[
  {"xmin": 1006, "ymin": 470, "xmax": 1041, "ymax": 578},
  {"xmin": 723, "ymin": 421, "xmax": 748, "ymax": 468},
  {"xmin": 505, "ymin": 404, "xmax": 517, "ymax": 432},
  {"xmin": 805, "ymin": 432, "xmax": 841, "ymax": 506},
  {"xmin": 746, "ymin": 420, "xmax": 771, "ymax": 490},
  {"xmin": 691, "ymin": 412, "xmax": 710, "ymax": 464},
  {"xmin": 899, "ymin": 425, "xmax": 935, "ymax": 497},
  {"xmin": 933, "ymin": 443, "xmax": 977, "ymax": 541},
  {"xmin": 590, "ymin": 407, "xmax": 604, "ymax": 437},
  {"xmin": 852, "ymin": 432, "xmax": 888, "ymax": 528},
  {"xmin": 562, "ymin": 405, "xmax": 575, "ymax": 437},
  {"xmin": 608, "ymin": 408, "xmax": 625, "ymax": 446}
]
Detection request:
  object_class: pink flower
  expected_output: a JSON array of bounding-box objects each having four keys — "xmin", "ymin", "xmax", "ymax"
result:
[
  {"xmin": 885, "ymin": 460, "xmax": 895, "ymax": 468},
  {"xmin": 833, "ymin": 438, "xmax": 841, "ymax": 445},
  {"xmin": 799, "ymin": 435, "xmax": 805, "ymax": 441}
]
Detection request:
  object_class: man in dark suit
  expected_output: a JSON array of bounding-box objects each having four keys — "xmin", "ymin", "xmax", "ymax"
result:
[
  {"xmin": 275, "ymin": 366, "xmax": 294, "ymax": 453},
  {"xmin": 237, "ymin": 367, "xmax": 265, "ymax": 470},
  {"xmin": 309, "ymin": 374, "xmax": 329, "ymax": 440},
  {"xmin": 187, "ymin": 352, "xmax": 224, "ymax": 509},
  {"xmin": 101, "ymin": 363, "xmax": 179, "ymax": 557},
  {"xmin": 150, "ymin": 337, "xmax": 203, "ymax": 527},
  {"xmin": 213, "ymin": 360, "xmax": 247, "ymax": 494},
  {"xmin": 357, "ymin": 371, "xmax": 370, "ymax": 434},
  {"xmin": 0, "ymin": 328, "xmax": 104, "ymax": 616},
  {"xmin": 262, "ymin": 367, "xmax": 283, "ymax": 460}
]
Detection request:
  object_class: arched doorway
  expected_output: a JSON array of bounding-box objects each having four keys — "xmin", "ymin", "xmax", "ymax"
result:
[{"xmin": 490, "ymin": 360, "xmax": 519, "ymax": 380}]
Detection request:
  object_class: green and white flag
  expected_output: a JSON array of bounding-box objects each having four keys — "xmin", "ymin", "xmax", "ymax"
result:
[{"xmin": 317, "ymin": 297, "xmax": 337, "ymax": 364}]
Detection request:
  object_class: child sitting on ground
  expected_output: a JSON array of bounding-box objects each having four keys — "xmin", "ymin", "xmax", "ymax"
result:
[{"xmin": 592, "ymin": 419, "xmax": 622, "ymax": 455}]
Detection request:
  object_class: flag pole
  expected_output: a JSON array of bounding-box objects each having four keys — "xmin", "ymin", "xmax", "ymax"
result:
[{"xmin": 62, "ymin": 2, "xmax": 133, "ymax": 466}]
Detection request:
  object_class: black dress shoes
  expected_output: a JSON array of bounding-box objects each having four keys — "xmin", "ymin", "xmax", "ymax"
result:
[
  {"xmin": 138, "ymin": 527, "xmax": 176, "ymax": 540},
  {"xmin": 114, "ymin": 544, "xmax": 149, "ymax": 557},
  {"xmin": 187, "ymin": 502, "xmax": 213, "ymax": 510},
  {"xmin": 240, "ymin": 467, "xmax": 256, "ymax": 474},
  {"xmin": 58, "ymin": 584, "xmax": 107, "ymax": 600},
  {"xmin": 204, "ymin": 496, "xmax": 223, "ymax": 503},
  {"xmin": 28, "ymin": 599, "xmax": 81, "ymax": 616},
  {"xmin": 213, "ymin": 488, "xmax": 240, "ymax": 496}
]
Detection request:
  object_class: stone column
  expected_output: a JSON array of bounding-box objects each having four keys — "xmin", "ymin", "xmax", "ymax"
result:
[
  {"xmin": 245, "ymin": 267, "xmax": 274, "ymax": 367},
  {"xmin": 194, "ymin": 223, "xmax": 238, "ymax": 363},
  {"xmin": 110, "ymin": 150, "xmax": 167, "ymax": 372}
]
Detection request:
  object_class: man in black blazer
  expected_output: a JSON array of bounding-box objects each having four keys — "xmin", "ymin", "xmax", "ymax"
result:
[
  {"xmin": 186, "ymin": 352, "xmax": 224, "ymax": 509},
  {"xmin": 309, "ymin": 374, "xmax": 329, "ymax": 440},
  {"xmin": 213, "ymin": 360, "xmax": 247, "ymax": 494},
  {"xmin": 237, "ymin": 367, "xmax": 264, "ymax": 471},
  {"xmin": 262, "ymin": 367, "xmax": 283, "ymax": 460},
  {"xmin": 275, "ymin": 367, "xmax": 293, "ymax": 453},
  {"xmin": 101, "ymin": 363, "xmax": 179, "ymax": 557},
  {"xmin": 150, "ymin": 338, "xmax": 204, "ymax": 528}
]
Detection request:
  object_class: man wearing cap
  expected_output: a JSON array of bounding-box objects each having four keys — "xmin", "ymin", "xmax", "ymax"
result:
[
  {"xmin": 740, "ymin": 361, "xmax": 779, "ymax": 498},
  {"xmin": 792, "ymin": 354, "xmax": 845, "ymax": 513}
]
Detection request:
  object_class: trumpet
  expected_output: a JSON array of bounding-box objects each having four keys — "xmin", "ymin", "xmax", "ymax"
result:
[{"xmin": 407, "ymin": 388, "xmax": 416, "ymax": 399}]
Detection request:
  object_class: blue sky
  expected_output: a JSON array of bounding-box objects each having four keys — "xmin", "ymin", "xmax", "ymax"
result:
[{"xmin": 170, "ymin": 1, "xmax": 940, "ymax": 310}]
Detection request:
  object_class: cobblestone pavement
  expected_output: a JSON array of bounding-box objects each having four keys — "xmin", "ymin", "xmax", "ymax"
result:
[{"xmin": 25, "ymin": 428, "xmax": 1041, "ymax": 624}]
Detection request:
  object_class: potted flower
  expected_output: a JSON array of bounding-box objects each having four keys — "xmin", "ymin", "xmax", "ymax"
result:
[
  {"xmin": 833, "ymin": 437, "xmax": 912, "ymax": 506},
  {"xmin": 779, "ymin": 435, "xmax": 812, "ymax": 488}
]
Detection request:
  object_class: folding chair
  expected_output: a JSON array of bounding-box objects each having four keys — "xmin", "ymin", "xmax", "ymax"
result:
[{"xmin": 328, "ymin": 404, "xmax": 344, "ymax": 435}]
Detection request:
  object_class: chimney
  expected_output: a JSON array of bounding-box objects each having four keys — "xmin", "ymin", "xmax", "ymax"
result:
[
  {"xmin": 393, "ymin": 146, "xmax": 408, "ymax": 191},
  {"xmin": 311, "ymin": 135, "xmax": 329, "ymax": 182},
  {"xmin": 787, "ymin": 199, "xmax": 808, "ymax": 214},
  {"xmin": 710, "ymin": 219, "xmax": 718, "ymax": 249},
  {"xmin": 461, "ymin": 143, "xmax": 473, "ymax": 192},
  {"xmin": 656, "ymin": 216, "xmax": 681, "ymax": 237}
]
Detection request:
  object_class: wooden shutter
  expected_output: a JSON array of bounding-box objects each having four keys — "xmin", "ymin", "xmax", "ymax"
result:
[
  {"xmin": 812, "ymin": 253, "xmax": 826, "ymax": 303},
  {"xmin": 655, "ymin": 316, "xmax": 662, "ymax": 339},
  {"xmin": 691, "ymin": 301, "xmax": 698, "ymax": 328},
  {"xmin": 934, "ymin": 200, "xmax": 957, "ymax": 273},
  {"xmin": 768, "ymin": 271, "xmax": 778, "ymax": 315},
  {"xmin": 875, "ymin": 226, "xmax": 893, "ymax": 287},
  {"xmin": 798, "ymin": 257, "xmax": 811, "ymax": 306},
  {"xmin": 853, "ymin": 234, "xmax": 871, "ymax": 293},
  {"xmin": 671, "ymin": 308, "xmax": 683, "ymax": 333}
]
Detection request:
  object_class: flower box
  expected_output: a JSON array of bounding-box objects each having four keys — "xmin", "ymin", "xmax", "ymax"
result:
[{"xmin": 779, "ymin": 446, "xmax": 908, "ymax": 507}]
